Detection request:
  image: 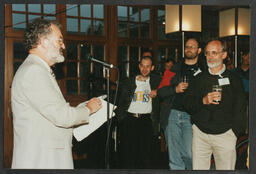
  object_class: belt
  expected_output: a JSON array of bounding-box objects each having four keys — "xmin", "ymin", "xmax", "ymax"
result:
[{"xmin": 128, "ymin": 112, "xmax": 151, "ymax": 118}]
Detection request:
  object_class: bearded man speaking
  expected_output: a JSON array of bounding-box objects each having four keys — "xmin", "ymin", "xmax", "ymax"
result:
[{"xmin": 11, "ymin": 19, "xmax": 102, "ymax": 169}]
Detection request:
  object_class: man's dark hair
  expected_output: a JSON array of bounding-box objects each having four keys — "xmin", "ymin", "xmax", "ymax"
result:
[
  {"xmin": 24, "ymin": 18, "xmax": 62, "ymax": 51},
  {"xmin": 242, "ymin": 50, "xmax": 250, "ymax": 56},
  {"xmin": 185, "ymin": 37, "xmax": 201, "ymax": 48},
  {"xmin": 141, "ymin": 48, "xmax": 153, "ymax": 57},
  {"xmin": 166, "ymin": 58, "xmax": 175, "ymax": 64},
  {"xmin": 140, "ymin": 56, "xmax": 154, "ymax": 66}
]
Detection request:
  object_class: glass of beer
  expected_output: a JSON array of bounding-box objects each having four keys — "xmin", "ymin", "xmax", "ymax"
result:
[
  {"xmin": 212, "ymin": 85, "xmax": 222, "ymax": 102},
  {"xmin": 182, "ymin": 75, "xmax": 189, "ymax": 83}
]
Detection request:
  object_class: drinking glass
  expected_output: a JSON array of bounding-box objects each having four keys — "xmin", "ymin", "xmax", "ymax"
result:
[
  {"xmin": 182, "ymin": 75, "xmax": 189, "ymax": 83},
  {"xmin": 212, "ymin": 85, "xmax": 222, "ymax": 102}
]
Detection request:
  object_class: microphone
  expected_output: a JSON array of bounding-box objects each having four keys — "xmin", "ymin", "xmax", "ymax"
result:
[{"xmin": 87, "ymin": 55, "xmax": 117, "ymax": 69}]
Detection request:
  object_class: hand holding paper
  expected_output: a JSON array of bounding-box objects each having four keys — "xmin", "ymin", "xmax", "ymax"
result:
[
  {"xmin": 86, "ymin": 97, "xmax": 102, "ymax": 114},
  {"xmin": 73, "ymin": 95, "xmax": 116, "ymax": 141}
]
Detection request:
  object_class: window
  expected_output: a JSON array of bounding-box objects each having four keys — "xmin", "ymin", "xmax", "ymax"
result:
[
  {"xmin": 117, "ymin": 46, "xmax": 128, "ymax": 78},
  {"xmin": 117, "ymin": 6, "xmax": 151, "ymax": 38},
  {"xmin": 158, "ymin": 8, "xmax": 167, "ymax": 40},
  {"xmin": 118, "ymin": 46, "xmax": 152, "ymax": 79},
  {"xmin": 117, "ymin": 6, "xmax": 154, "ymax": 78},
  {"xmin": 66, "ymin": 4, "xmax": 104, "ymax": 36},
  {"xmin": 12, "ymin": 4, "xmax": 56, "ymax": 30},
  {"xmin": 65, "ymin": 42, "xmax": 105, "ymax": 96}
]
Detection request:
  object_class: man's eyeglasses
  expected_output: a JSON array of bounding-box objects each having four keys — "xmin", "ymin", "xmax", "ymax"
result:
[
  {"xmin": 205, "ymin": 51, "xmax": 223, "ymax": 57},
  {"xmin": 185, "ymin": 46, "xmax": 198, "ymax": 50}
]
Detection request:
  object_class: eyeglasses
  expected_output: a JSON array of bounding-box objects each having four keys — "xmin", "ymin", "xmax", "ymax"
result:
[
  {"xmin": 185, "ymin": 46, "xmax": 198, "ymax": 50},
  {"xmin": 205, "ymin": 51, "xmax": 223, "ymax": 57}
]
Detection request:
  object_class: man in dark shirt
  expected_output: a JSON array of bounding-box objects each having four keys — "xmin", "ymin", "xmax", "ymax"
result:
[
  {"xmin": 158, "ymin": 38, "xmax": 205, "ymax": 170},
  {"xmin": 184, "ymin": 39, "xmax": 246, "ymax": 170}
]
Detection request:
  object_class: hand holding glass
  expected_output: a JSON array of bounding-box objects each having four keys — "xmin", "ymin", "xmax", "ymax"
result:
[{"xmin": 182, "ymin": 75, "xmax": 189, "ymax": 90}]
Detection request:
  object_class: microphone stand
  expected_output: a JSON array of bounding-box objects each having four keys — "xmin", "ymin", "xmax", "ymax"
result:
[
  {"xmin": 105, "ymin": 67, "xmax": 110, "ymax": 169},
  {"xmin": 87, "ymin": 55, "xmax": 114, "ymax": 168}
]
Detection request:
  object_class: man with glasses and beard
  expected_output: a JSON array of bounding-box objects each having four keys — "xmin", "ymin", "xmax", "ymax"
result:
[
  {"xmin": 184, "ymin": 39, "xmax": 246, "ymax": 170},
  {"xmin": 158, "ymin": 38, "xmax": 206, "ymax": 170},
  {"xmin": 11, "ymin": 19, "xmax": 102, "ymax": 169}
]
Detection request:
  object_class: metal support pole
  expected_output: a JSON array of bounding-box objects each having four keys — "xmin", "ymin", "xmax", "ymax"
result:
[
  {"xmin": 235, "ymin": 35, "xmax": 238, "ymax": 68},
  {"xmin": 182, "ymin": 31, "xmax": 185, "ymax": 58}
]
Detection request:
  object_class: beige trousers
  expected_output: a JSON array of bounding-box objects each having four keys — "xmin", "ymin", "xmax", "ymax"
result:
[{"xmin": 192, "ymin": 124, "xmax": 237, "ymax": 170}]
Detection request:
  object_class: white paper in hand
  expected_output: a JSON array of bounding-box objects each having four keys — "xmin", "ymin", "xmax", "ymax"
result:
[{"xmin": 73, "ymin": 96, "xmax": 116, "ymax": 141}]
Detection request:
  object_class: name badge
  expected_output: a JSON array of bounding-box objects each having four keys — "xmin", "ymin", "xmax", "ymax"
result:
[
  {"xmin": 193, "ymin": 69, "xmax": 202, "ymax": 76},
  {"xmin": 218, "ymin": 78, "xmax": 230, "ymax": 86}
]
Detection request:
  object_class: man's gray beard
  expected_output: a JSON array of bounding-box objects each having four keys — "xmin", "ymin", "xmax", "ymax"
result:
[
  {"xmin": 55, "ymin": 55, "xmax": 65, "ymax": 63},
  {"xmin": 207, "ymin": 61, "xmax": 221, "ymax": 68},
  {"xmin": 48, "ymin": 53, "xmax": 65, "ymax": 64}
]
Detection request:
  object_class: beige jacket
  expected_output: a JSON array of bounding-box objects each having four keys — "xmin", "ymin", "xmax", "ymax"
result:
[{"xmin": 11, "ymin": 54, "xmax": 89, "ymax": 169}]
